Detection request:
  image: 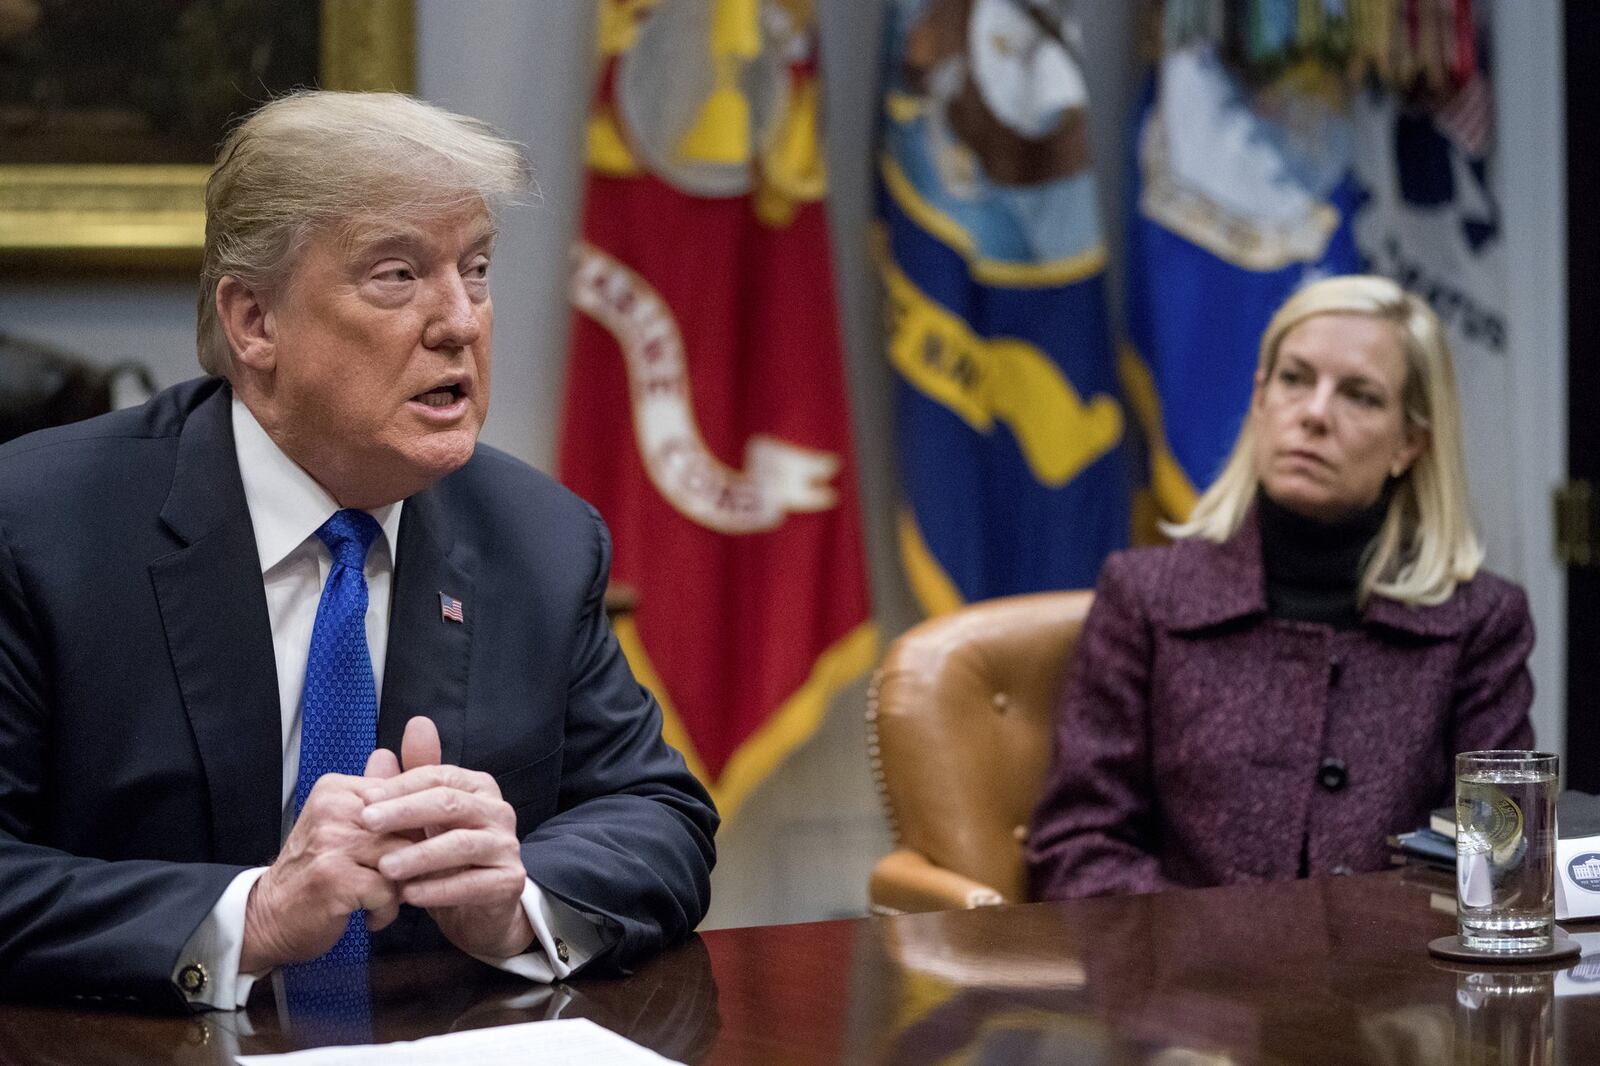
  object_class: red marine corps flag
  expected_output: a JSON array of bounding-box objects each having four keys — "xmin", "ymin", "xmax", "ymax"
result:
[{"xmin": 561, "ymin": 0, "xmax": 876, "ymax": 818}]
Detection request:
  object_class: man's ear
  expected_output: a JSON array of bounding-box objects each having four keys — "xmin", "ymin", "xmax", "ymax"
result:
[{"xmin": 215, "ymin": 276, "xmax": 277, "ymax": 373}]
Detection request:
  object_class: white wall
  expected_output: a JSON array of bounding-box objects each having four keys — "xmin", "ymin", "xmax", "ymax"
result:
[
  {"xmin": 0, "ymin": 0, "xmax": 1568, "ymax": 925},
  {"xmin": 0, "ymin": 280, "xmax": 198, "ymax": 383},
  {"xmin": 414, "ymin": 0, "xmax": 594, "ymax": 467},
  {"xmin": 1494, "ymin": 0, "xmax": 1567, "ymax": 761}
]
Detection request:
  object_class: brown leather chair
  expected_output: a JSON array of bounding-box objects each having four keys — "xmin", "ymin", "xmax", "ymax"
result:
[{"xmin": 866, "ymin": 590, "xmax": 1094, "ymax": 914}]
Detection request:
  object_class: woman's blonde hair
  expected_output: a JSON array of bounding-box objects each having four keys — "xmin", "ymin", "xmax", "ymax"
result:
[
  {"xmin": 196, "ymin": 90, "xmax": 532, "ymax": 375},
  {"xmin": 1166, "ymin": 274, "xmax": 1482, "ymax": 606}
]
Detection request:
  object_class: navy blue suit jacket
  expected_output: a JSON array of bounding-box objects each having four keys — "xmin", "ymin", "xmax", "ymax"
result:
[{"xmin": 0, "ymin": 378, "xmax": 717, "ymax": 1009}]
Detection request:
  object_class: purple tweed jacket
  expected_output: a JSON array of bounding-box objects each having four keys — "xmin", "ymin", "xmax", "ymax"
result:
[{"xmin": 1026, "ymin": 511, "xmax": 1535, "ymax": 900}]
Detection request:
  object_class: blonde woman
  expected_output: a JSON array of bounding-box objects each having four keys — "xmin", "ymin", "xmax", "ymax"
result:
[{"xmin": 1027, "ymin": 275, "xmax": 1533, "ymax": 899}]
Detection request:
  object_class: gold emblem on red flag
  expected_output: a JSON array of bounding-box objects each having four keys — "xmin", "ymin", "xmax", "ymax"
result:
[{"xmin": 592, "ymin": 0, "xmax": 825, "ymax": 224}]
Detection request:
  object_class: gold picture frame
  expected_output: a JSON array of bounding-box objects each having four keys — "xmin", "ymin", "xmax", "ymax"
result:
[{"xmin": 0, "ymin": 0, "xmax": 415, "ymax": 271}]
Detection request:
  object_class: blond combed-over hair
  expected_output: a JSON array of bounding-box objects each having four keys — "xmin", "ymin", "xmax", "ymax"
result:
[
  {"xmin": 197, "ymin": 90, "xmax": 533, "ymax": 375},
  {"xmin": 1166, "ymin": 274, "xmax": 1482, "ymax": 607}
]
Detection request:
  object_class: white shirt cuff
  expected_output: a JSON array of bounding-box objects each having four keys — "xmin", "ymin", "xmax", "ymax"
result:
[
  {"xmin": 469, "ymin": 878, "xmax": 615, "ymax": 982},
  {"xmin": 172, "ymin": 867, "xmax": 270, "ymax": 1010},
  {"xmin": 175, "ymin": 871, "xmax": 609, "ymax": 1002}
]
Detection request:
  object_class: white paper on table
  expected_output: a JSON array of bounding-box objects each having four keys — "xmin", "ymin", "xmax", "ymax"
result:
[
  {"xmin": 1555, "ymin": 834, "xmax": 1600, "ymax": 920},
  {"xmin": 234, "ymin": 1018, "xmax": 684, "ymax": 1066}
]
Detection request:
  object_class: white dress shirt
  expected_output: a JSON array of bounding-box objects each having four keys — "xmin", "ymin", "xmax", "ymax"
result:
[{"xmin": 172, "ymin": 397, "xmax": 608, "ymax": 1009}]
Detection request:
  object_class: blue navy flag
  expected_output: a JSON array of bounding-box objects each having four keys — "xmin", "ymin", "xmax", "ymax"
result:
[
  {"xmin": 1123, "ymin": 44, "xmax": 1362, "ymax": 519},
  {"xmin": 878, "ymin": 0, "xmax": 1132, "ymax": 614}
]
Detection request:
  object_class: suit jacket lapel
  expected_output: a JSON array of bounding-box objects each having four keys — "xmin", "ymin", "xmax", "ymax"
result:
[
  {"xmin": 149, "ymin": 384, "xmax": 283, "ymax": 867},
  {"xmin": 379, "ymin": 486, "xmax": 473, "ymax": 767}
]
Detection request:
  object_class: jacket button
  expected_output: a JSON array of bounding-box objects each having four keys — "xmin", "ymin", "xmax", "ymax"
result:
[{"xmin": 1317, "ymin": 757, "xmax": 1348, "ymax": 792}]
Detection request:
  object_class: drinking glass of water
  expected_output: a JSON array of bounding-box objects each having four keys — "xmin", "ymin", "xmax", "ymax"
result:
[{"xmin": 1455, "ymin": 751, "xmax": 1558, "ymax": 953}]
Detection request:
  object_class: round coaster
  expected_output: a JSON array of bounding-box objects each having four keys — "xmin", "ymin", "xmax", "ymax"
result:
[{"xmin": 1428, "ymin": 930, "xmax": 1582, "ymax": 965}]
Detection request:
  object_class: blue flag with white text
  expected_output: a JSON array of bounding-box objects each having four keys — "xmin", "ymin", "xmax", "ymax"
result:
[{"xmin": 878, "ymin": 0, "xmax": 1132, "ymax": 614}]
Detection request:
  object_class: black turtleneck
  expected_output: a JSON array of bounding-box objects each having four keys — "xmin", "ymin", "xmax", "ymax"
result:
[{"xmin": 1257, "ymin": 489, "xmax": 1386, "ymax": 629}]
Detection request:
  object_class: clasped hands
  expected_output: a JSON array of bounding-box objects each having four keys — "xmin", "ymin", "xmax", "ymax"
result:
[{"xmin": 240, "ymin": 716, "xmax": 534, "ymax": 973}]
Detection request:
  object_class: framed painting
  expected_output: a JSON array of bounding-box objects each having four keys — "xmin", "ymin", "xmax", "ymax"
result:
[{"xmin": 0, "ymin": 0, "xmax": 414, "ymax": 270}]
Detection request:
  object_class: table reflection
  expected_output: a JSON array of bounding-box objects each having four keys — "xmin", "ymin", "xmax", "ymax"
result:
[
  {"xmin": 858, "ymin": 874, "xmax": 1484, "ymax": 1065},
  {"xmin": 0, "ymin": 1005, "xmax": 239, "ymax": 1066},
  {"xmin": 6, "ymin": 874, "xmax": 1600, "ymax": 1065},
  {"xmin": 1454, "ymin": 969, "xmax": 1554, "ymax": 1066},
  {"xmin": 0, "ymin": 938, "xmax": 720, "ymax": 1066},
  {"xmin": 873, "ymin": 909, "xmax": 1109, "ymax": 1065}
]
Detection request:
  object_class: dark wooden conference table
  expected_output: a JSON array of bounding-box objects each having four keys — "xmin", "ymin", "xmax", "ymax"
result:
[{"xmin": 3, "ymin": 871, "xmax": 1597, "ymax": 1064}]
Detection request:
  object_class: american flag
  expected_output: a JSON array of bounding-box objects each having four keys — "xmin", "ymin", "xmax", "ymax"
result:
[{"xmin": 438, "ymin": 592, "xmax": 465, "ymax": 624}]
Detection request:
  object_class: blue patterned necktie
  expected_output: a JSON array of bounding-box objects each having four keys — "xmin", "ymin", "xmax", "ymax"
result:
[
  {"xmin": 293, "ymin": 507, "xmax": 383, "ymax": 961},
  {"xmin": 280, "ymin": 509, "xmax": 382, "ymax": 1035}
]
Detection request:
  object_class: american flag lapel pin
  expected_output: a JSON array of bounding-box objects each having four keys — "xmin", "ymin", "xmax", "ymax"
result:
[{"xmin": 439, "ymin": 592, "xmax": 465, "ymax": 624}]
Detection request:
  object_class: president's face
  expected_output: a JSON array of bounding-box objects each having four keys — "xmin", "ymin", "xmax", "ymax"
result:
[{"xmin": 257, "ymin": 203, "xmax": 496, "ymax": 508}]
